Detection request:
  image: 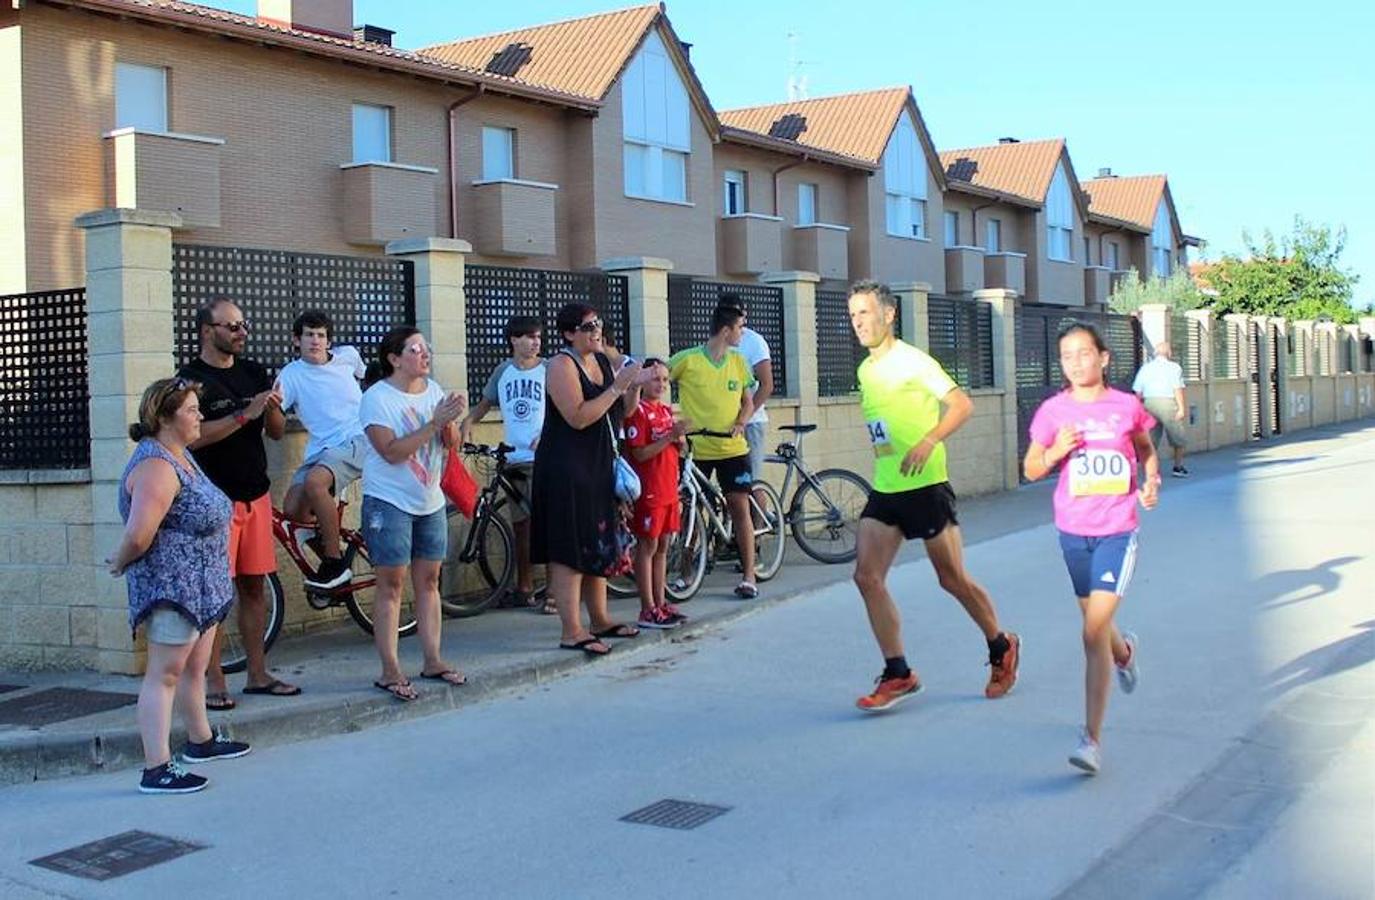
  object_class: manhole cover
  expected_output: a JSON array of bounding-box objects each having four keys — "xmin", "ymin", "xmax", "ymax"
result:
[
  {"xmin": 30, "ymin": 830, "xmax": 205, "ymax": 881},
  {"xmin": 621, "ymin": 799, "xmax": 731, "ymax": 830},
  {"xmin": 0, "ymin": 687, "xmax": 138, "ymax": 727}
]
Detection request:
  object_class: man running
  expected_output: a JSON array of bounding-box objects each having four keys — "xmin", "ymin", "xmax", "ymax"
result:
[{"xmin": 847, "ymin": 280, "xmax": 1020, "ymax": 711}]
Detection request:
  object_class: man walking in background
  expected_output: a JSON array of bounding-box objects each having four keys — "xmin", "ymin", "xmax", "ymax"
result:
[{"xmin": 1133, "ymin": 341, "xmax": 1190, "ymax": 477}]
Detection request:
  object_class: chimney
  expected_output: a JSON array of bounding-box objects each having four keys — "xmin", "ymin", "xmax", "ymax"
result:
[
  {"xmin": 1097, "ymin": 167, "xmax": 1114, "ymax": 178},
  {"xmin": 354, "ymin": 24, "xmax": 395, "ymax": 46},
  {"xmin": 678, "ymin": 40, "xmax": 692, "ymax": 60},
  {"xmin": 997, "ymin": 136, "xmax": 1019, "ymax": 144},
  {"xmin": 257, "ymin": 0, "xmax": 353, "ymax": 39}
]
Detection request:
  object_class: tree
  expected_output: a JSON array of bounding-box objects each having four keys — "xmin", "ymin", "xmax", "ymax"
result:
[
  {"xmin": 1204, "ymin": 218, "xmax": 1360, "ymax": 323},
  {"xmin": 1108, "ymin": 267, "xmax": 1206, "ymax": 314}
]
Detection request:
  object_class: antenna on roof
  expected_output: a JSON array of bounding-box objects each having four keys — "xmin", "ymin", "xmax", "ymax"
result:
[{"xmin": 786, "ymin": 32, "xmax": 810, "ymax": 100}]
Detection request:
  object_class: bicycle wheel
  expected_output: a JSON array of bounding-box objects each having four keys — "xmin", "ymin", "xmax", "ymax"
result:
[
  {"xmin": 789, "ymin": 468, "xmax": 871, "ymax": 564},
  {"xmin": 218, "ymin": 573, "xmax": 285, "ymax": 674},
  {"xmin": 749, "ymin": 480, "xmax": 787, "ymax": 582},
  {"xmin": 492, "ymin": 495, "xmax": 548, "ymax": 602},
  {"xmin": 343, "ymin": 537, "xmax": 419, "ymax": 638},
  {"xmin": 607, "ymin": 529, "xmax": 639, "ymax": 599},
  {"xmin": 665, "ymin": 503, "xmax": 709, "ymax": 602},
  {"xmin": 440, "ymin": 510, "xmax": 514, "ymax": 617}
]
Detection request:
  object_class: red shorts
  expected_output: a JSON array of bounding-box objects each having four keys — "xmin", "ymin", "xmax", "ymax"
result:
[
  {"xmin": 632, "ymin": 502, "xmax": 680, "ymax": 540},
  {"xmin": 229, "ymin": 493, "xmax": 277, "ymax": 577}
]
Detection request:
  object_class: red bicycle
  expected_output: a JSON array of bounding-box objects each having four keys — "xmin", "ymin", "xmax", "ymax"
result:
[{"xmin": 218, "ymin": 500, "xmax": 418, "ymax": 673}]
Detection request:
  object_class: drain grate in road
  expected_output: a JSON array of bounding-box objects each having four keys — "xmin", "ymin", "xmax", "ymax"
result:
[
  {"xmin": 30, "ymin": 830, "xmax": 205, "ymax": 881},
  {"xmin": 0, "ymin": 687, "xmax": 138, "ymax": 727},
  {"xmin": 621, "ymin": 799, "xmax": 731, "ymax": 830}
]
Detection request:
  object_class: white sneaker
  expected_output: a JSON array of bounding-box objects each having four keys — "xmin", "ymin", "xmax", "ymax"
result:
[
  {"xmin": 1068, "ymin": 730, "xmax": 1101, "ymax": 775},
  {"xmin": 1117, "ymin": 631, "xmax": 1139, "ymax": 694}
]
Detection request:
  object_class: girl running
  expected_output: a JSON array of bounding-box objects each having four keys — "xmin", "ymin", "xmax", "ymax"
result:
[{"xmin": 1024, "ymin": 322, "xmax": 1160, "ymax": 774}]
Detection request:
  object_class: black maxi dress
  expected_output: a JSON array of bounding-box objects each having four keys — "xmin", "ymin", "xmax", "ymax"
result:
[{"xmin": 531, "ymin": 350, "xmax": 622, "ymax": 575}]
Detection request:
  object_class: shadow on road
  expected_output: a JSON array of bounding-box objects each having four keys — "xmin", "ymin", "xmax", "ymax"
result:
[
  {"xmin": 1255, "ymin": 555, "xmax": 1359, "ymax": 610},
  {"xmin": 1267, "ymin": 619, "xmax": 1375, "ymax": 699}
]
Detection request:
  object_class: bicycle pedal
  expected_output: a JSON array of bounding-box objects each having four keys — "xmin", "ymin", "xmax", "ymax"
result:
[{"xmin": 305, "ymin": 590, "xmax": 334, "ymax": 610}]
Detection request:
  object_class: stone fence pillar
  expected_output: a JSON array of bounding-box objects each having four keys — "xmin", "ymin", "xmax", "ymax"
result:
[
  {"xmin": 760, "ymin": 270, "xmax": 820, "ymax": 406},
  {"xmin": 891, "ymin": 281, "xmax": 931, "ymax": 352},
  {"xmin": 1137, "ymin": 303, "xmax": 1170, "ymax": 354},
  {"xmin": 973, "ymin": 288, "xmax": 1020, "ymax": 490},
  {"xmin": 76, "ymin": 208, "xmax": 182, "ymax": 675},
  {"xmin": 601, "ymin": 257, "xmax": 673, "ymax": 361},
  {"xmin": 386, "ymin": 238, "xmax": 470, "ymax": 397}
]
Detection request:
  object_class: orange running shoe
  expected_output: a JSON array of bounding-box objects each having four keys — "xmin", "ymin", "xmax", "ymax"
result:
[
  {"xmin": 985, "ymin": 633, "xmax": 1021, "ymax": 699},
  {"xmin": 856, "ymin": 671, "xmax": 923, "ymax": 713}
]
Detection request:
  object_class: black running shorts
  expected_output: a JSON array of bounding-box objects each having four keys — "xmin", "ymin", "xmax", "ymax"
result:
[{"xmin": 860, "ymin": 482, "xmax": 959, "ymax": 541}]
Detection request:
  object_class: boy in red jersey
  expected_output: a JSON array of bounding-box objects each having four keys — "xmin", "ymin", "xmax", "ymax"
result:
[{"xmin": 624, "ymin": 359, "xmax": 690, "ymax": 628}]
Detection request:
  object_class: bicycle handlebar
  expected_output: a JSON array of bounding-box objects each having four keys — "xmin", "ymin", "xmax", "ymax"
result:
[
  {"xmin": 461, "ymin": 441, "xmax": 517, "ymax": 458},
  {"xmin": 685, "ymin": 429, "xmax": 735, "ymax": 439}
]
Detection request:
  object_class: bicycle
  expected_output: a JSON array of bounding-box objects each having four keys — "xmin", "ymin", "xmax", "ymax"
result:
[
  {"xmin": 219, "ymin": 498, "xmax": 418, "ymax": 674},
  {"xmin": 436, "ymin": 442, "xmax": 528, "ymax": 618},
  {"xmin": 766, "ymin": 423, "xmax": 871, "ymax": 564}
]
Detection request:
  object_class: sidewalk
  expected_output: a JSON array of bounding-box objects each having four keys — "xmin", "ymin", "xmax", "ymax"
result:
[{"xmin": 1, "ymin": 421, "xmax": 1366, "ymax": 786}]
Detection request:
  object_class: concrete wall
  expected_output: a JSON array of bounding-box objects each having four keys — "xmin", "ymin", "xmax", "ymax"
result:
[
  {"xmin": 0, "ymin": 14, "xmax": 26, "ymax": 294},
  {"xmin": 1204, "ymin": 379, "xmax": 1250, "ymax": 449}
]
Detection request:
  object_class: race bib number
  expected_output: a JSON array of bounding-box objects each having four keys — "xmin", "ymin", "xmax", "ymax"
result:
[
  {"xmin": 866, "ymin": 419, "xmax": 895, "ymax": 457},
  {"xmin": 1069, "ymin": 449, "xmax": 1131, "ymax": 497}
]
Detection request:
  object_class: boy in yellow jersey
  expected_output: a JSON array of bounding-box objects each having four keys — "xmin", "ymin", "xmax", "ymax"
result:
[
  {"xmin": 669, "ymin": 304, "xmax": 759, "ymax": 598},
  {"xmin": 847, "ymin": 280, "xmax": 1021, "ymax": 712}
]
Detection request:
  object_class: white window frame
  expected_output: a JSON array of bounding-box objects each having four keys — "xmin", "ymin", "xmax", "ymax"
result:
[
  {"xmin": 115, "ymin": 62, "xmax": 168, "ymax": 132},
  {"xmin": 621, "ymin": 30, "xmax": 690, "ymax": 203},
  {"xmin": 882, "ymin": 114, "xmax": 927, "ymax": 239},
  {"xmin": 1151, "ymin": 200, "xmax": 1173, "ymax": 277},
  {"xmin": 944, "ymin": 210, "xmax": 959, "ymax": 246},
  {"xmin": 723, "ymin": 169, "xmax": 747, "ymax": 215},
  {"xmin": 352, "ymin": 103, "xmax": 392, "ymax": 164},
  {"xmin": 481, "ymin": 126, "xmax": 515, "ymax": 181},
  {"xmin": 797, "ymin": 182, "xmax": 818, "ymax": 225},
  {"xmin": 985, "ymin": 218, "xmax": 1002, "ymax": 252},
  {"xmin": 1045, "ymin": 162, "xmax": 1074, "ymax": 262}
]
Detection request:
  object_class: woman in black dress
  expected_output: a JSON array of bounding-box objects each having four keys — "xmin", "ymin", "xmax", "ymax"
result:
[{"xmin": 532, "ymin": 304, "xmax": 650, "ymax": 656}]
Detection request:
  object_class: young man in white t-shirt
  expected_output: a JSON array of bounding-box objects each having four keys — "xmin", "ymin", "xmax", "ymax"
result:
[
  {"xmin": 276, "ymin": 310, "xmax": 369, "ymax": 590},
  {"xmin": 460, "ymin": 315, "xmax": 546, "ymax": 605}
]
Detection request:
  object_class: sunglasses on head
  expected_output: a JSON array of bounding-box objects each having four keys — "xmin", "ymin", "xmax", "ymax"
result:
[{"xmin": 575, "ymin": 317, "xmax": 603, "ymax": 334}]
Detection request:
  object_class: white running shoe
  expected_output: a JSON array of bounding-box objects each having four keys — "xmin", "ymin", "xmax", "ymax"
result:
[
  {"xmin": 1068, "ymin": 730, "xmax": 1101, "ymax": 775},
  {"xmin": 1117, "ymin": 631, "xmax": 1140, "ymax": 695}
]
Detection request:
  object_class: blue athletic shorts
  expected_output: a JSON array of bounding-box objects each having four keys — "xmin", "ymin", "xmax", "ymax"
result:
[
  {"xmin": 1057, "ymin": 530, "xmax": 1138, "ymax": 598},
  {"xmin": 361, "ymin": 496, "xmax": 448, "ymax": 567}
]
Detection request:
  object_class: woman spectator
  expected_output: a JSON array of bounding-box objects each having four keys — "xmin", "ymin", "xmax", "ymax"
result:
[
  {"xmin": 360, "ymin": 326, "xmax": 467, "ymax": 700},
  {"xmin": 110, "ymin": 377, "xmax": 249, "ymax": 795},
  {"xmin": 532, "ymin": 304, "xmax": 651, "ymax": 656}
]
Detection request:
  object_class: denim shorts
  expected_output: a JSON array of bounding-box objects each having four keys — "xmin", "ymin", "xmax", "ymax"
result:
[
  {"xmin": 361, "ymin": 495, "xmax": 448, "ymax": 567},
  {"xmin": 1057, "ymin": 530, "xmax": 1138, "ymax": 598}
]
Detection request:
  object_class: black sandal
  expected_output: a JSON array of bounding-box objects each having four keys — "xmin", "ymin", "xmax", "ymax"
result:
[
  {"xmin": 559, "ymin": 637, "xmax": 612, "ymax": 657},
  {"xmin": 374, "ymin": 679, "xmax": 417, "ymax": 702},
  {"xmin": 592, "ymin": 623, "xmax": 640, "ymax": 639}
]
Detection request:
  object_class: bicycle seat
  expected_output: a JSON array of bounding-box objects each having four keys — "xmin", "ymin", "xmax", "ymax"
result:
[
  {"xmin": 779, "ymin": 424, "xmax": 817, "ymax": 434},
  {"xmin": 496, "ymin": 442, "xmax": 515, "ymax": 455}
]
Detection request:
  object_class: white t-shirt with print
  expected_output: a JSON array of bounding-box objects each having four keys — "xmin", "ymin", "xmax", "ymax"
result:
[
  {"xmin": 738, "ymin": 327, "xmax": 771, "ymax": 425},
  {"xmin": 276, "ymin": 346, "xmax": 366, "ymax": 460},
  {"xmin": 359, "ymin": 379, "xmax": 448, "ymax": 516},
  {"xmin": 481, "ymin": 358, "xmax": 546, "ymax": 464}
]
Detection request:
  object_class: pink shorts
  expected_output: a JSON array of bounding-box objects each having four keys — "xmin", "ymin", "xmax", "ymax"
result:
[{"xmin": 229, "ymin": 493, "xmax": 277, "ymax": 578}]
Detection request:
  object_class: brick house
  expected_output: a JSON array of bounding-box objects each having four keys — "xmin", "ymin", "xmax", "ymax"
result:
[{"xmin": 1082, "ymin": 171, "xmax": 1200, "ymax": 286}]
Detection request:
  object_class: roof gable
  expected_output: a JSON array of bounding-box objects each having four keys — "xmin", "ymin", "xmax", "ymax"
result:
[
  {"xmin": 1083, "ymin": 174, "xmax": 1168, "ymax": 232},
  {"xmin": 938, "ymin": 138, "xmax": 1068, "ymax": 207}
]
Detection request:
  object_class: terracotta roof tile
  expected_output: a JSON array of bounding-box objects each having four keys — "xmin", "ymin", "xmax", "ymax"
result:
[
  {"xmin": 717, "ymin": 87, "xmax": 911, "ymax": 165},
  {"xmin": 420, "ymin": 5, "xmax": 661, "ymax": 101},
  {"xmin": 938, "ymin": 138, "xmax": 1066, "ymax": 205},
  {"xmin": 1083, "ymin": 175, "xmax": 1167, "ymax": 230}
]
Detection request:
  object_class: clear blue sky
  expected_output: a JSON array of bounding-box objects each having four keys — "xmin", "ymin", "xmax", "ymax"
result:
[{"xmin": 222, "ymin": 0, "xmax": 1374, "ymax": 310}]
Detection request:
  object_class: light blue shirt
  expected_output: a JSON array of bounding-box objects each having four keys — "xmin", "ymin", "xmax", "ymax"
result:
[{"xmin": 1132, "ymin": 357, "xmax": 1185, "ymax": 398}]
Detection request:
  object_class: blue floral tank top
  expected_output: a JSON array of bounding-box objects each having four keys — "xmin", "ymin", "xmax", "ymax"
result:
[{"xmin": 118, "ymin": 439, "xmax": 234, "ymax": 634}]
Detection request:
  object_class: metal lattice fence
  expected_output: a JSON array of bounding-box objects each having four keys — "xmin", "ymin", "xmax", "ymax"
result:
[
  {"xmin": 1212, "ymin": 319, "xmax": 1238, "ymax": 379},
  {"xmin": 667, "ymin": 277, "xmax": 787, "ymax": 395},
  {"xmin": 464, "ymin": 266, "xmax": 629, "ymax": 399},
  {"xmin": 1173, "ymin": 313, "xmax": 1202, "ymax": 382},
  {"xmin": 173, "ymin": 245, "xmax": 414, "ymax": 379},
  {"xmin": 0, "ymin": 289, "xmax": 90, "ymax": 469},
  {"xmin": 927, "ymin": 295, "xmax": 995, "ymax": 390}
]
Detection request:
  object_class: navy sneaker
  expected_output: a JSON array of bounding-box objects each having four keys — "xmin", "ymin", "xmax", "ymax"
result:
[
  {"xmin": 181, "ymin": 736, "xmax": 251, "ymax": 764},
  {"xmin": 139, "ymin": 760, "xmax": 208, "ymax": 794}
]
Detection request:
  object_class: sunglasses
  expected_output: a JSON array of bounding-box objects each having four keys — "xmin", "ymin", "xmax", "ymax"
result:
[
  {"xmin": 575, "ymin": 317, "xmax": 604, "ymax": 334},
  {"xmin": 212, "ymin": 320, "xmax": 250, "ymax": 334},
  {"xmin": 403, "ymin": 342, "xmax": 432, "ymax": 356}
]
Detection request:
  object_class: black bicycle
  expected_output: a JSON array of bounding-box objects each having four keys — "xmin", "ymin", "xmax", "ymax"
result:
[{"xmin": 438, "ymin": 442, "xmax": 527, "ymax": 617}]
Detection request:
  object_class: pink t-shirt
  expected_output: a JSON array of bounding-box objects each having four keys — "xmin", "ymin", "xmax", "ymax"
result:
[{"xmin": 1028, "ymin": 388, "xmax": 1156, "ymax": 537}]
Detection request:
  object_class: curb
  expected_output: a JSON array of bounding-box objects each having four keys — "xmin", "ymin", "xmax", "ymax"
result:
[{"xmin": 0, "ymin": 578, "xmax": 815, "ymax": 786}]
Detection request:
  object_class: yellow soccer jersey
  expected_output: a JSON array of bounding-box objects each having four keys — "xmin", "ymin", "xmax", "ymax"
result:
[
  {"xmin": 857, "ymin": 341, "xmax": 958, "ymax": 492},
  {"xmin": 668, "ymin": 346, "xmax": 755, "ymax": 461}
]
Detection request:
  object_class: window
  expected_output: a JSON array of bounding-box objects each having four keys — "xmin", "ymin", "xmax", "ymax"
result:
[
  {"xmin": 883, "ymin": 114, "xmax": 927, "ymax": 238},
  {"xmin": 1045, "ymin": 162, "xmax": 1074, "ymax": 261},
  {"xmin": 1083, "ymin": 236, "xmax": 1092, "ymax": 265},
  {"xmin": 481, "ymin": 126, "xmax": 515, "ymax": 180},
  {"xmin": 1106, "ymin": 241, "xmax": 1120, "ymax": 271},
  {"xmin": 797, "ymin": 183, "xmax": 817, "ymax": 225},
  {"xmin": 1151, "ymin": 200, "xmax": 1173, "ymax": 277},
  {"xmin": 723, "ymin": 169, "xmax": 747, "ymax": 215},
  {"xmin": 985, "ymin": 218, "xmax": 1002, "ymax": 252},
  {"xmin": 621, "ymin": 31, "xmax": 690, "ymax": 202},
  {"xmin": 944, "ymin": 210, "xmax": 959, "ymax": 246},
  {"xmin": 352, "ymin": 103, "xmax": 391, "ymax": 164},
  {"xmin": 115, "ymin": 62, "xmax": 167, "ymax": 132}
]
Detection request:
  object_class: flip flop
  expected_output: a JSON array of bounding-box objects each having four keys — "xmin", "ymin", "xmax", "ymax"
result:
[
  {"xmin": 734, "ymin": 582, "xmax": 759, "ymax": 599},
  {"xmin": 374, "ymin": 679, "xmax": 416, "ymax": 702},
  {"xmin": 242, "ymin": 678, "xmax": 302, "ymax": 697},
  {"xmin": 539, "ymin": 598, "xmax": 558, "ymax": 615},
  {"xmin": 592, "ymin": 623, "xmax": 640, "ymax": 639},
  {"xmin": 205, "ymin": 691, "xmax": 236, "ymax": 711},
  {"xmin": 559, "ymin": 637, "xmax": 611, "ymax": 657},
  {"xmin": 420, "ymin": 668, "xmax": 467, "ymax": 686}
]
